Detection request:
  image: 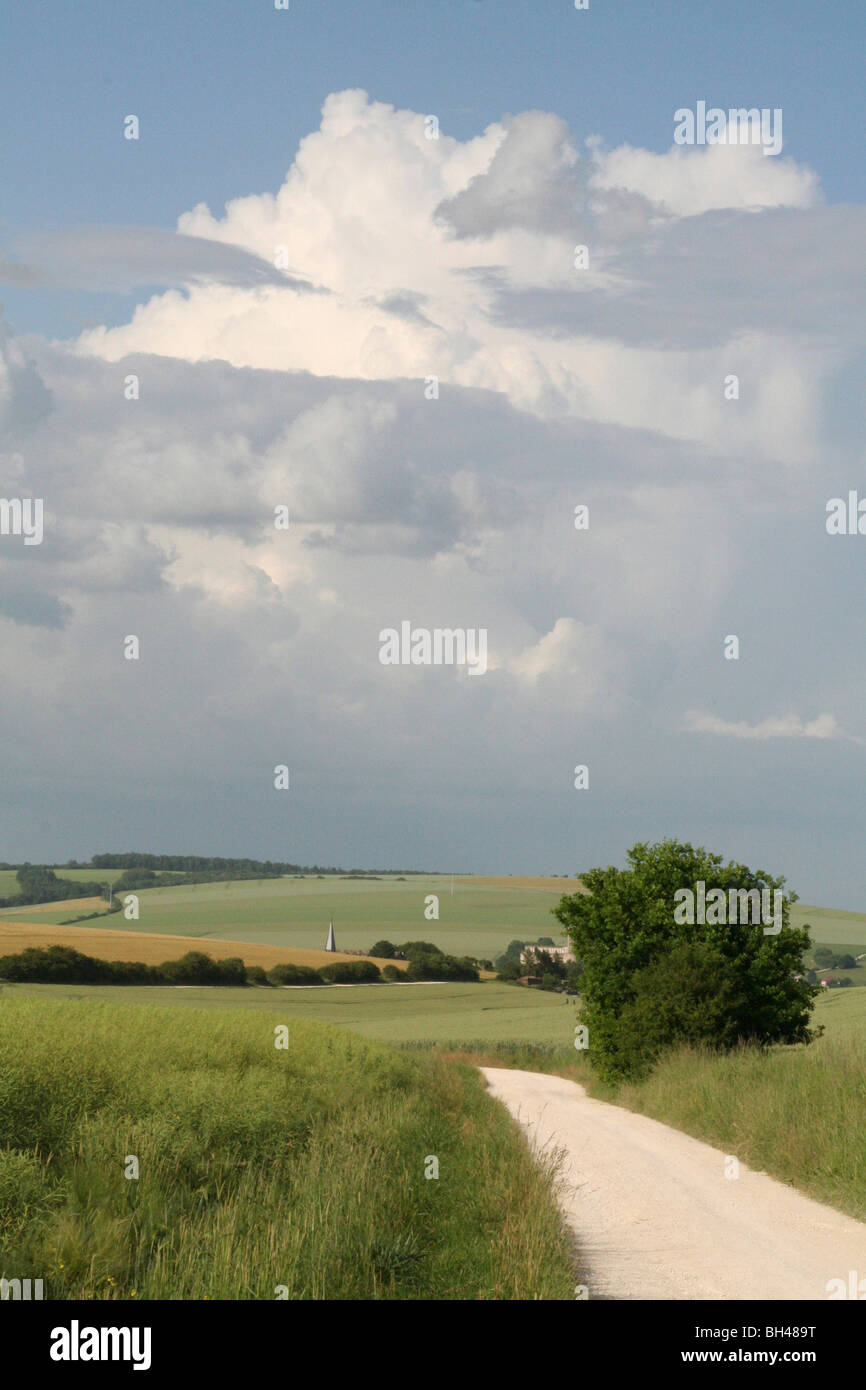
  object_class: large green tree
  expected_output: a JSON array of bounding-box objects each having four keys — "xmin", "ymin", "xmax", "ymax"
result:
[{"xmin": 553, "ymin": 839, "xmax": 818, "ymax": 1079}]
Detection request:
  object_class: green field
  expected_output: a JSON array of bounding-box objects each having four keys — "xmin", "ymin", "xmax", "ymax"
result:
[
  {"xmin": 0, "ymin": 995, "xmax": 574, "ymax": 1300},
  {"xmin": 793, "ymin": 902, "xmax": 866, "ymax": 955},
  {"xmin": 0, "ymin": 874, "xmax": 576, "ymax": 958},
  {"xmin": 4, "ymin": 873, "xmax": 866, "ymax": 967},
  {"xmin": 1, "ymin": 979, "xmax": 578, "ymax": 1046}
]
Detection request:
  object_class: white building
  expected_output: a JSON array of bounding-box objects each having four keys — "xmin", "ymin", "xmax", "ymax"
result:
[{"xmin": 520, "ymin": 943, "xmax": 575, "ymax": 966}]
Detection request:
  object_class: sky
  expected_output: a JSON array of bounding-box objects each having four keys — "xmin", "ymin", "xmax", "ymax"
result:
[{"xmin": 0, "ymin": 1, "xmax": 864, "ymax": 906}]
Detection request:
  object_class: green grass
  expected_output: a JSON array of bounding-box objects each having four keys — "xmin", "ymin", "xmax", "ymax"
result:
[
  {"xmin": 0, "ymin": 995, "xmax": 575, "ymax": 1300},
  {"xmin": 0, "ymin": 874, "xmax": 572, "ymax": 960},
  {"xmin": 0, "ymin": 980, "xmax": 578, "ymax": 1046}
]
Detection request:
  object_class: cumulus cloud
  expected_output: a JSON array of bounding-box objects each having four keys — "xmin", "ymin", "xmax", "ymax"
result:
[
  {"xmin": 588, "ymin": 140, "xmax": 820, "ymax": 217},
  {"xmin": 0, "ymin": 91, "xmax": 861, "ymax": 889},
  {"xmin": 72, "ymin": 90, "xmax": 828, "ymax": 464}
]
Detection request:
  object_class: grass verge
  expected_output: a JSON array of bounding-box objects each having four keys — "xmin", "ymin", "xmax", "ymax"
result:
[{"xmin": 0, "ymin": 996, "xmax": 574, "ymax": 1300}]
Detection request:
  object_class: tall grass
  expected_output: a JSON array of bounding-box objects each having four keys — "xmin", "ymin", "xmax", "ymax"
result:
[
  {"xmin": 0, "ymin": 997, "xmax": 574, "ymax": 1300},
  {"xmin": 611, "ymin": 1030, "xmax": 866, "ymax": 1221}
]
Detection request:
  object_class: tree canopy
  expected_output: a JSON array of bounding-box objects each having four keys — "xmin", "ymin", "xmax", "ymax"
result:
[{"xmin": 553, "ymin": 839, "xmax": 817, "ymax": 1080}]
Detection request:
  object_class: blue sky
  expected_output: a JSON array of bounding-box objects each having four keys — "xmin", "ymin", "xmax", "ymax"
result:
[{"xmin": 1, "ymin": 1, "xmax": 864, "ymax": 907}]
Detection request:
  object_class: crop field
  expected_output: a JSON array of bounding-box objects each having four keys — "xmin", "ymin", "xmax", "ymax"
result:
[
  {"xmin": 0, "ymin": 920, "xmax": 406, "ymax": 973},
  {"xmin": 1, "ymin": 978, "xmax": 574, "ymax": 1045},
  {"xmin": 3, "ymin": 873, "xmax": 863, "ymax": 964},
  {"xmin": 0, "ymin": 873, "xmax": 584, "ymax": 959}
]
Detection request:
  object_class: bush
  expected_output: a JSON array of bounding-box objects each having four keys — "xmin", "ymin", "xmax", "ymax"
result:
[
  {"xmin": 382, "ymin": 964, "xmax": 402, "ymax": 981},
  {"xmin": 158, "ymin": 951, "xmax": 227, "ymax": 985},
  {"xmin": 0, "ymin": 946, "xmax": 249, "ymax": 989},
  {"xmin": 245, "ymin": 965, "xmax": 271, "ymax": 986},
  {"xmin": 215, "ymin": 957, "xmax": 247, "ymax": 986},
  {"xmin": 319, "ymin": 960, "xmax": 381, "ymax": 984},
  {"xmin": 370, "ymin": 940, "xmax": 397, "ymax": 959},
  {"xmin": 0, "ymin": 946, "xmax": 114, "ymax": 984},
  {"xmin": 406, "ymin": 953, "xmax": 478, "ymax": 983},
  {"xmin": 104, "ymin": 959, "xmax": 164, "ymax": 985},
  {"xmin": 267, "ymin": 963, "xmax": 325, "ymax": 986},
  {"xmin": 496, "ymin": 960, "xmax": 523, "ymax": 982},
  {"xmin": 398, "ymin": 941, "xmax": 443, "ymax": 961}
]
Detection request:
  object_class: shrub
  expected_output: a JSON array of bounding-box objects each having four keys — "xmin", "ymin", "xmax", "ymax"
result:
[
  {"xmin": 370, "ymin": 940, "xmax": 397, "ymax": 959},
  {"xmin": 496, "ymin": 960, "xmax": 523, "ymax": 982},
  {"xmin": 398, "ymin": 941, "xmax": 443, "ymax": 961},
  {"xmin": 267, "ymin": 963, "xmax": 324, "ymax": 986},
  {"xmin": 158, "ymin": 951, "xmax": 227, "ymax": 985},
  {"xmin": 382, "ymin": 964, "xmax": 402, "ymax": 981},
  {"xmin": 407, "ymin": 953, "xmax": 478, "ymax": 983},
  {"xmin": 104, "ymin": 959, "xmax": 164, "ymax": 985},
  {"xmin": 215, "ymin": 957, "xmax": 247, "ymax": 986},
  {"xmin": 319, "ymin": 960, "xmax": 381, "ymax": 984},
  {"xmin": 245, "ymin": 965, "xmax": 271, "ymax": 986},
  {"xmin": 0, "ymin": 945, "xmax": 114, "ymax": 984}
]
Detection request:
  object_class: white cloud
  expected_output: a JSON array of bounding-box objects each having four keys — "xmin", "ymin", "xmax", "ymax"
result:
[
  {"xmin": 73, "ymin": 91, "xmax": 827, "ymax": 465},
  {"xmin": 589, "ymin": 140, "xmax": 820, "ymax": 217},
  {"xmin": 684, "ymin": 711, "xmax": 842, "ymax": 741}
]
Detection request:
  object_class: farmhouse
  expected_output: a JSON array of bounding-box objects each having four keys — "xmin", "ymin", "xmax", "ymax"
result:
[{"xmin": 520, "ymin": 943, "xmax": 575, "ymax": 966}]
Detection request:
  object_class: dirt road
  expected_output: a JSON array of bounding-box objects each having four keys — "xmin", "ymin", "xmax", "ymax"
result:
[{"xmin": 481, "ymin": 1067, "xmax": 866, "ymax": 1300}]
